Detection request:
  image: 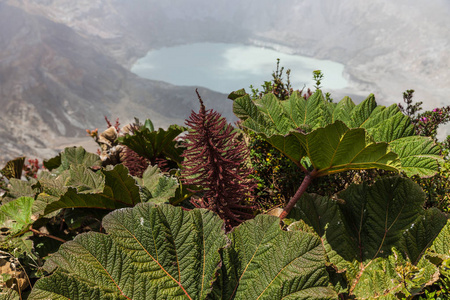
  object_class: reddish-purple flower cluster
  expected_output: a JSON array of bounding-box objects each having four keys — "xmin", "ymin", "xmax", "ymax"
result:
[
  {"xmin": 398, "ymin": 90, "xmax": 450, "ymax": 142},
  {"xmin": 181, "ymin": 90, "xmax": 256, "ymax": 230},
  {"xmin": 23, "ymin": 158, "xmax": 41, "ymax": 178},
  {"xmin": 414, "ymin": 106, "xmax": 450, "ymax": 140},
  {"xmin": 121, "ymin": 147, "xmax": 151, "ymax": 177}
]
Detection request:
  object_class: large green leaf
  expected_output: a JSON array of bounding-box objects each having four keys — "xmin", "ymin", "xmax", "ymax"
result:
[
  {"xmin": 43, "ymin": 164, "xmax": 140, "ymax": 214},
  {"xmin": 118, "ymin": 123, "xmax": 186, "ymax": 166},
  {"xmin": 286, "ymin": 177, "xmax": 448, "ymax": 298},
  {"xmin": 37, "ymin": 170, "xmax": 70, "ymax": 198},
  {"xmin": 338, "ymin": 177, "xmax": 429, "ymax": 261},
  {"xmin": 398, "ymin": 208, "xmax": 447, "ymax": 264},
  {"xmin": 0, "ymin": 288, "xmax": 20, "ymax": 300},
  {"xmin": 136, "ymin": 165, "xmax": 178, "ymax": 204},
  {"xmin": 293, "ymin": 121, "xmax": 399, "ymax": 176},
  {"xmin": 33, "ymin": 164, "xmax": 105, "ymax": 216},
  {"xmin": 346, "ymin": 94, "xmax": 377, "ymax": 128},
  {"xmin": 350, "ymin": 249, "xmax": 438, "ymax": 299},
  {"xmin": 29, "ymin": 204, "xmax": 336, "ymax": 299},
  {"xmin": 1, "ymin": 178, "xmax": 37, "ymax": 204},
  {"xmin": 331, "ymin": 96, "xmax": 355, "ymax": 124},
  {"xmin": 360, "ymin": 105, "xmax": 414, "ymax": 142},
  {"xmin": 422, "ymin": 219, "xmax": 450, "ymax": 264},
  {"xmin": 32, "ymin": 170, "xmax": 71, "ymax": 217},
  {"xmin": 0, "ymin": 197, "xmax": 34, "ymax": 234},
  {"xmin": 282, "ymin": 90, "xmax": 332, "ymax": 129},
  {"xmin": 255, "ymin": 121, "xmax": 400, "ymax": 176},
  {"xmin": 44, "ymin": 147, "xmax": 101, "ymax": 173},
  {"xmin": 66, "ymin": 165, "xmax": 105, "ymax": 194},
  {"xmin": 231, "ymin": 90, "xmax": 441, "ymax": 177},
  {"xmin": 285, "ymin": 193, "xmax": 358, "ymax": 271},
  {"xmin": 359, "ymin": 105, "xmax": 442, "ymax": 177},
  {"xmin": 338, "ymin": 177, "xmax": 446, "ymax": 272},
  {"xmin": 212, "ymin": 215, "xmax": 337, "ymax": 299},
  {"xmin": 30, "ymin": 204, "xmax": 228, "ymax": 300},
  {"xmin": 233, "ymin": 91, "xmax": 331, "ymax": 135},
  {"xmin": 32, "ymin": 162, "xmax": 146, "ymax": 219},
  {"xmin": 389, "ymin": 136, "xmax": 442, "ymax": 177}
]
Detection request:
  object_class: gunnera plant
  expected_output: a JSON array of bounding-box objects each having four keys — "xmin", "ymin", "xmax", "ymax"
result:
[{"xmin": 181, "ymin": 90, "xmax": 255, "ymax": 230}]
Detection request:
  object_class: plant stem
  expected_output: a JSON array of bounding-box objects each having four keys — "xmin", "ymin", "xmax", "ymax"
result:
[
  {"xmin": 29, "ymin": 226, "xmax": 67, "ymax": 243},
  {"xmin": 279, "ymin": 170, "xmax": 317, "ymax": 219}
]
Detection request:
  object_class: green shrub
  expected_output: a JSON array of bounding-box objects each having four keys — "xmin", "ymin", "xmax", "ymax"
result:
[
  {"xmin": 398, "ymin": 90, "xmax": 450, "ymax": 211},
  {"xmin": 1, "ymin": 62, "xmax": 449, "ymax": 299}
]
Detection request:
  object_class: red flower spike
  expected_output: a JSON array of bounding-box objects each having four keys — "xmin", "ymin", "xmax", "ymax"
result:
[{"xmin": 181, "ymin": 90, "xmax": 256, "ymax": 230}]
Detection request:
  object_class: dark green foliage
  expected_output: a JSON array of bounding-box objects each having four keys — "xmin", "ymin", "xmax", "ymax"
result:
[
  {"xmin": 117, "ymin": 118, "xmax": 186, "ymax": 169},
  {"xmin": 231, "ymin": 63, "xmax": 448, "ymax": 298},
  {"xmin": 242, "ymin": 64, "xmax": 399, "ymax": 212},
  {"xmin": 28, "ymin": 204, "xmax": 337, "ymax": 300},
  {"xmin": 416, "ymin": 151, "xmax": 450, "ymax": 212},
  {"xmin": 0, "ymin": 146, "xmax": 182, "ymax": 297},
  {"xmin": 244, "ymin": 62, "xmax": 315, "ymax": 210},
  {"xmin": 313, "ymin": 70, "xmax": 333, "ymax": 102},
  {"xmin": 1, "ymin": 62, "xmax": 450, "ymax": 299},
  {"xmin": 247, "ymin": 132, "xmax": 301, "ymax": 209},
  {"xmin": 250, "ymin": 58, "xmax": 301, "ymax": 100},
  {"xmin": 398, "ymin": 89, "xmax": 423, "ymax": 119},
  {"xmin": 286, "ymin": 176, "xmax": 450, "ymax": 299},
  {"xmin": 43, "ymin": 147, "xmax": 102, "ymax": 174},
  {"xmin": 1, "ymin": 157, "xmax": 25, "ymax": 180},
  {"xmin": 397, "ymin": 90, "xmax": 450, "ymax": 211}
]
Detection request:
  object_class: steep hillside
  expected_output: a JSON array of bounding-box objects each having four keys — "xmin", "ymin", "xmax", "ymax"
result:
[
  {"xmin": 9, "ymin": 0, "xmax": 449, "ymax": 106},
  {"xmin": 0, "ymin": 3, "xmax": 230, "ymax": 163},
  {"xmin": 1, "ymin": 0, "xmax": 449, "ymax": 162}
]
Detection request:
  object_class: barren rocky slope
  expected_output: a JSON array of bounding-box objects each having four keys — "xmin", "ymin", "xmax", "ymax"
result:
[
  {"xmin": 0, "ymin": 2, "xmax": 230, "ymax": 163},
  {"xmin": 14, "ymin": 0, "xmax": 447, "ymax": 105},
  {"xmin": 1, "ymin": 0, "xmax": 449, "ymax": 163}
]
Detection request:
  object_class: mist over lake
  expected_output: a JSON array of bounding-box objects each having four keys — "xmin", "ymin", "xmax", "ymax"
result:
[{"xmin": 131, "ymin": 43, "xmax": 349, "ymax": 94}]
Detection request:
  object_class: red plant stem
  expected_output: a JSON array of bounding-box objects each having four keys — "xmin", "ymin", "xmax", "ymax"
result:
[
  {"xmin": 279, "ymin": 169, "xmax": 317, "ymax": 220},
  {"xmin": 29, "ymin": 226, "xmax": 66, "ymax": 243}
]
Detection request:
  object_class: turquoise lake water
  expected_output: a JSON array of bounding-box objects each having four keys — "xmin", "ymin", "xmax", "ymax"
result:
[{"xmin": 131, "ymin": 43, "xmax": 348, "ymax": 94}]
